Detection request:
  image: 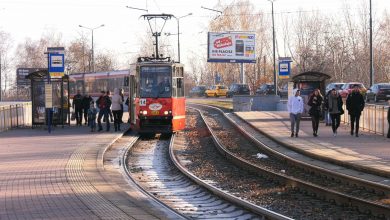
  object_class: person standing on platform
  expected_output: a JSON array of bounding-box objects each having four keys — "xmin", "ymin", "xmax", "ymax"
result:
[
  {"xmin": 72, "ymin": 90, "xmax": 84, "ymax": 126},
  {"xmin": 323, "ymin": 90, "xmax": 332, "ymax": 126},
  {"xmin": 119, "ymin": 88, "xmax": 125, "ymax": 124},
  {"xmin": 111, "ymin": 88, "xmax": 123, "ymax": 132},
  {"xmin": 97, "ymin": 91, "xmax": 111, "ymax": 131},
  {"xmin": 88, "ymin": 101, "xmax": 97, "ymax": 132},
  {"xmin": 346, "ymin": 85, "xmax": 365, "ymax": 137},
  {"xmin": 82, "ymin": 93, "xmax": 93, "ymax": 125},
  {"xmin": 287, "ymin": 89, "xmax": 304, "ymax": 137},
  {"xmin": 308, "ymin": 89, "xmax": 323, "ymax": 137},
  {"xmin": 106, "ymin": 90, "xmax": 114, "ymax": 123},
  {"xmin": 328, "ymin": 89, "xmax": 344, "ymax": 136}
]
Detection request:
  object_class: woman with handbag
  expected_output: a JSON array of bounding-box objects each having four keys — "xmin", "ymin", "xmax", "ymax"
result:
[{"xmin": 308, "ymin": 89, "xmax": 323, "ymax": 137}]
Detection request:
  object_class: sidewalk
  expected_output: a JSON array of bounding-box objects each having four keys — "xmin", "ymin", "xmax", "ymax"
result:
[
  {"xmin": 235, "ymin": 111, "xmax": 390, "ymax": 177},
  {"xmin": 0, "ymin": 117, "xmax": 178, "ymax": 219}
]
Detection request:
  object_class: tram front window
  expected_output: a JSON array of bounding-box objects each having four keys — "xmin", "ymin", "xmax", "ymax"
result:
[{"xmin": 140, "ymin": 66, "xmax": 172, "ymax": 98}]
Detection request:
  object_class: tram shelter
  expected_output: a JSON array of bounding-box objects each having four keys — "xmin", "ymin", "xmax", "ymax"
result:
[
  {"xmin": 26, "ymin": 70, "xmax": 70, "ymax": 127},
  {"xmin": 292, "ymin": 71, "xmax": 331, "ymax": 116}
]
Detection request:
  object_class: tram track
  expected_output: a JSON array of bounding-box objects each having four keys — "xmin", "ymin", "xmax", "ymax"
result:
[
  {"xmin": 188, "ymin": 103, "xmax": 390, "ymax": 219},
  {"xmin": 125, "ymin": 135, "xmax": 283, "ymax": 219}
]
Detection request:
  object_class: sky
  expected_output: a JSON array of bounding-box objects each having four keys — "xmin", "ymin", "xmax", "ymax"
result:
[{"xmin": 1, "ymin": 0, "xmax": 390, "ymax": 70}]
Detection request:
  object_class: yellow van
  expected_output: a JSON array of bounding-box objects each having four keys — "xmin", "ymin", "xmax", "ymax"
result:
[{"xmin": 205, "ymin": 85, "xmax": 228, "ymax": 97}]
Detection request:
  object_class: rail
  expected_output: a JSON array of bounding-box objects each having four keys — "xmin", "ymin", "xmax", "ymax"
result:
[
  {"xmin": 342, "ymin": 104, "xmax": 389, "ymax": 136},
  {"xmin": 0, "ymin": 102, "xmax": 32, "ymax": 132}
]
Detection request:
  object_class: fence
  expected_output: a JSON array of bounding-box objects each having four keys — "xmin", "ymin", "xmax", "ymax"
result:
[
  {"xmin": 0, "ymin": 102, "xmax": 32, "ymax": 132},
  {"xmin": 341, "ymin": 104, "xmax": 389, "ymax": 136}
]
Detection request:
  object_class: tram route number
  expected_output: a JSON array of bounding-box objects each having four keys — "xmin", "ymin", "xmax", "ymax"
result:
[
  {"xmin": 140, "ymin": 99, "xmax": 146, "ymax": 106},
  {"xmin": 151, "ymin": 110, "xmax": 159, "ymax": 115}
]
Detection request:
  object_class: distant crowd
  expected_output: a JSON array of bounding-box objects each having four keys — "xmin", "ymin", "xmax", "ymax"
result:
[
  {"xmin": 72, "ymin": 88, "xmax": 127, "ymax": 132},
  {"xmin": 288, "ymin": 85, "xmax": 390, "ymax": 138}
]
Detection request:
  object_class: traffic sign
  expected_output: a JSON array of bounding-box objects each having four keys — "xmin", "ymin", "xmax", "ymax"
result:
[{"xmin": 47, "ymin": 47, "xmax": 65, "ymax": 78}]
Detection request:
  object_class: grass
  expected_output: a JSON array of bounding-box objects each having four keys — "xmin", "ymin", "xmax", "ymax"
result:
[{"xmin": 187, "ymin": 99, "xmax": 233, "ymax": 110}]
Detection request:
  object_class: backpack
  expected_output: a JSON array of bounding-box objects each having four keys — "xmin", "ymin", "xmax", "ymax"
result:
[{"xmin": 98, "ymin": 96, "xmax": 107, "ymax": 109}]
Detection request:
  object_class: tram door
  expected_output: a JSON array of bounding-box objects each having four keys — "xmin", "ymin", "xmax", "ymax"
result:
[{"xmin": 129, "ymin": 75, "xmax": 136, "ymax": 124}]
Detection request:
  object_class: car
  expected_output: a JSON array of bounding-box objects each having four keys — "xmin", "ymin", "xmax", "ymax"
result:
[
  {"xmin": 279, "ymin": 84, "xmax": 288, "ymax": 98},
  {"xmin": 226, "ymin": 83, "xmax": 250, "ymax": 98},
  {"xmin": 204, "ymin": 85, "xmax": 228, "ymax": 97},
  {"xmin": 188, "ymin": 85, "xmax": 207, "ymax": 97},
  {"xmin": 339, "ymin": 82, "xmax": 367, "ymax": 98},
  {"xmin": 256, "ymin": 84, "xmax": 277, "ymax": 95},
  {"xmin": 325, "ymin": 82, "xmax": 345, "ymax": 94},
  {"xmin": 365, "ymin": 83, "xmax": 390, "ymax": 102}
]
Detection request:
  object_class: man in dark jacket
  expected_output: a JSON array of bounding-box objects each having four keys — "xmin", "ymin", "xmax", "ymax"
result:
[
  {"xmin": 72, "ymin": 90, "xmax": 84, "ymax": 126},
  {"xmin": 346, "ymin": 85, "xmax": 365, "ymax": 137},
  {"xmin": 82, "ymin": 93, "xmax": 93, "ymax": 125}
]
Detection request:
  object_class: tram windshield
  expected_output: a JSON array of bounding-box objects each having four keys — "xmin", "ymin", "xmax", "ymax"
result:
[{"xmin": 140, "ymin": 66, "xmax": 172, "ymax": 98}]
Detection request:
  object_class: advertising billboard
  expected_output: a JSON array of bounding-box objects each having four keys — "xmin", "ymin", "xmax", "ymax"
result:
[{"xmin": 208, "ymin": 32, "xmax": 256, "ymax": 63}]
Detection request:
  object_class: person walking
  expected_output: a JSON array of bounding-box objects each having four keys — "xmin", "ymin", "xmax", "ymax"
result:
[
  {"xmin": 287, "ymin": 89, "xmax": 304, "ymax": 137},
  {"xmin": 97, "ymin": 91, "xmax": 111, "ymax": 131},
  {"xmin": 323, "ymin": 90, "xmax": 332, "ymax": 126},
  {"xmin": 82, "ymin": 93, "xmax": 93, "ymax": 125},
  {"xmin": 346, "ymin": 85, "xmax": 365, "ymax": 137},
  {"xmin": 72, "ymin": 90, "xmax": 84, "ymax": 126},
  {"xmin": 111, "ymin": 88, "xmax": 123, "ymax": 132},
  {"xmin": 327, "ymin": 89, "xmax": 344, "ymax": 136},
  {"xmin": 308, "ymin": 89, "xmax": 323, "ymax": 137}
]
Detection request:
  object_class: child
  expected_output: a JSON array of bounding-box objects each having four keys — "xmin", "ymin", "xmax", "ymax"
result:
[{"xmin": 88, "ymin": 101, "xmax": 98, "ymax": 132}]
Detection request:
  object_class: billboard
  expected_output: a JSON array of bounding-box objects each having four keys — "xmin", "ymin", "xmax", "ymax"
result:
[
  {"xmin": 208, "ymin": 32, "xmax": 256, "ymax": 63},
  {"xmin": 16, "ymin": 68, "xmax": 47, "ymax": 86}
]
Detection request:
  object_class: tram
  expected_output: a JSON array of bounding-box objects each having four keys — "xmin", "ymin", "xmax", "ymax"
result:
[{"xmin": 128, "ymin": 57, "xmax": 186, "ymax": 134}]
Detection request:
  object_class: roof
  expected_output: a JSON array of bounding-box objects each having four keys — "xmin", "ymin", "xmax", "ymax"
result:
[
  {"xmin": 292, "ymin": 71, "xmax": 331, "ymax": 82},
  {"xmin": 25, "ymin": 70, "xmax": 69, "ymax": 81}
]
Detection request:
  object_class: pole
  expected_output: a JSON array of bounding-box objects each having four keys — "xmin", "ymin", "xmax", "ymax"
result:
[
  {"xmin": 154, "ymin": 33, "xmax": 159, "ymax": 59},
  {"xmin": 91, "ymin": 29, "xmax": 94, "ymax": 72},
  {"xmin": 177, "ymin": 18, "xmax": 180, "ymax": 62},
  {"xmin": 271, "ymin": 1, "xmax": 277, "ymax": 95},
  {"xmin": 369, "ymin": 0, "xmax": 374, "ymax": 87}
]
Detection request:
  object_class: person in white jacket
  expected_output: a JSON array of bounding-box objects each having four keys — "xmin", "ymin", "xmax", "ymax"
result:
[
  {"xmin": 287, "ymin": 89, "xmax": 304, "ymax": 137},
  {"xmin": 111, "ymin": 88, "xmax": 123, "ymax": 132}
]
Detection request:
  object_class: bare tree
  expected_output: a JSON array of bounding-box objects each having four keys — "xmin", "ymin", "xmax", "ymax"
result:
[{"xmin": 0, "ymin": 30, "xmax": 13, "ymax": 95}]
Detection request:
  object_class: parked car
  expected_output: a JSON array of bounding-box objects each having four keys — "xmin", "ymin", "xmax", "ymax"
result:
[
  {"xmin": 204, "ymin": 85, "xmax": 228, "ymax": 97},
  {"xmin": 365, "ymin": 83, "xmax": 390, "ymax": 102},
  {"xmin": 188, "ymin": 85, "xmax": 207, "ymax": 97},
  {"xmin": 339, "ymin": 82, "xmax": 367, "ymax": 98},
  {"xmin": 226, "ymin": 83, "xmax": 250, "ymax": 98},
  {"xmin": 279, "ymin": 84, "xmax": 288, "ymax": 98},
  {"xmin": 256, "ymin": 84, "xmax": 276, "ymax": 95},
  {"xmin": 325, "ymin": 82, "xmax": 345, "ymax": 94}
]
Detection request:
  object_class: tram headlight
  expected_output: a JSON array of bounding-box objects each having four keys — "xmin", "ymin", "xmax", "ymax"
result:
[
  {"xmin": 164, "ymin": 111, "xmax": 168, "ymax": 115},
  {"xmin": 140, "ymin": 110, "xmax": 148, "ymax": 115}
]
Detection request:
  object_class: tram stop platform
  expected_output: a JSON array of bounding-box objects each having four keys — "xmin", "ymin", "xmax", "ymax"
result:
[
  {"xmin": 0, "ymin": 117, "xmax": 183, "ymax": 220},
  {"xmin": 235, "ymin": 111, "xmax": 390, "ymax": 178}
]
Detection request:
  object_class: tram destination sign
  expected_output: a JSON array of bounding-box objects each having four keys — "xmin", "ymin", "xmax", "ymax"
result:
[
  {"xmin": 17, "ymin": 68, "xmax": 47, "ymax": 86},
  {"xmin": 207, "ymin": 32, "xmax": 256, "ymax": 63}
]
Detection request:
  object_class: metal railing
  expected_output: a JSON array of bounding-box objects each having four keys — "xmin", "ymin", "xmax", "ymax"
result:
[
  {"xmin": 342, "ymin": 104, "xmax": 389, "ymax": 136},
  {"xmin": 0, "ymin": 102, "xmax": 32, "ymax": 132}
]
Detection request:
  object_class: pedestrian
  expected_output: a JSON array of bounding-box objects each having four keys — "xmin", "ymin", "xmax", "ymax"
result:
[
  {"xmin": 327, "ymin": 89, "xmax": 344, "ymax": 136},
  {"xmin": 82, "ymin": 93, "xmax": 93, "ymax": 125},
  {"xmin": 287, "ymin": 89, "xmax": 304, "ymax": 137},
  {"xmin": 88, "ymin": 101, "xmax": 98, "ymax": 132},
  {"xmin": 308, "ymin": 89, "xmax": 323, "ymax": 137},
  {"xmin": 106, "ymin": 90, "xmax": 114, "ymax": 123},
  {"xmin": 111, "ymin": 88, "xmax": 123, "ymax": 132},
  {"xmin": 72, "ymin": 89, "xmax": 84, "ymax": 126},
  {"xmin": 346, "ymin": 85, "xmax": 365, "ymax": 137},
  {"xmin": 387, "ymin": 100, "xmax": 390, "ymax": 138},
  {"xmin": 119, "ymin": 88, "xmax": 125, "ymax": 124},
  {"xmin": 323, "ymin": 90, "xmax": 332, "ymax": 126},
  {"xmin": 97, "ymin": 91, "xmax": 111, "ymax": 131}
]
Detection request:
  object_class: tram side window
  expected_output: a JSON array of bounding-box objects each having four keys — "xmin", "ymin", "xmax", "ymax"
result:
[{"xmin": 172, "ymin": 77, "xmax": 184, "ymax": 97}]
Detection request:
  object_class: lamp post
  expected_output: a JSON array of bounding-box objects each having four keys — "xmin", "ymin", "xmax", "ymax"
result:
[
  {"xmin": 369, "ymin": 0, "xmax": 374, "ymax": 87},
  {"xmin": 176, "ymin": 13, "xmax": 192, "ymax": 63},
  {"xmin": 78, "ymin": 24, "xmax": 105, "ymax": 73},
  {"xmin": 268, "ymin": 0, "xmax": 277, "ymax": 95}
]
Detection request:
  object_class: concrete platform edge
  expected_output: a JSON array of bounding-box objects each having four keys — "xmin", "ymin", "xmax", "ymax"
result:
[{"xmin": 234, "ymin": 112, "xmax": 390, "ymax": 178}]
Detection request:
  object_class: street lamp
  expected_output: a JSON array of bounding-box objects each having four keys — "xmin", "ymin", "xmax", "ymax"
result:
[
  {"xmin": 78, "ymin": 24, "xmax": 105, "ymax": 73},
  {"xmin": 175, "ymin": 13, "xmax": 192, "ymax": 63},
  {"xmin": 268, "ymin": 0, "xmax": 277, "ymax": 95}
]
